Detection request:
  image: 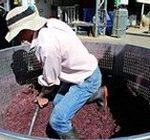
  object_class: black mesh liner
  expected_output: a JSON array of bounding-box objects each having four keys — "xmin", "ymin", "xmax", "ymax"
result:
[{"xmin": 0, "ymin": 42, "xmax": 150, "ymax": 139}]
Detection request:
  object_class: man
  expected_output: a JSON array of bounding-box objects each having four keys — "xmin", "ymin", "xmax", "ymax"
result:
[{"xmin": 5, "ymin": 5, "xmax": 107, "ymax": 139}]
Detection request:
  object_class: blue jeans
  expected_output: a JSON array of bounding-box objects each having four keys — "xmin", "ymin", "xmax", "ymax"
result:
[{"xmin": 49, "ymin": 67, "xmax": 102, "ymax": 134}]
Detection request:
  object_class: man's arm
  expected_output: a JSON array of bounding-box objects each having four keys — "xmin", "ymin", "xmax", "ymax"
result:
[{"xmin": 39, "ymin": 86, "xmax": 56, "ymax": 98}]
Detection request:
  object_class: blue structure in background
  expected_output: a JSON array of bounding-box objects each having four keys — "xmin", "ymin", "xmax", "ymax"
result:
[
  {"xmin": 106, "ymin": 11, "xmax": 114, "ymax": 35},
  {"xmin": 82, "ymin": 8, "xmax": 115, "ymax": 36},
  {"xmin": 98, "ymin": 10, "xmax": 114, "ymax": 36},
  {"xmin": 83, "ymin": 8, "xmax": 95, "ymax": 22}
]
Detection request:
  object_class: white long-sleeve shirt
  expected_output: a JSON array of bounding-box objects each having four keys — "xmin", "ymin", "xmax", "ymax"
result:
[{"xmin": 31, "ymin": 18, "xmax": 98, "ymax": 87}]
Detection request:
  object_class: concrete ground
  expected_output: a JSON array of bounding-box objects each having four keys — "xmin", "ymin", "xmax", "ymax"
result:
[{"xmin": 79, "ymin": 26, "xmax": 150, "ymax": 49}]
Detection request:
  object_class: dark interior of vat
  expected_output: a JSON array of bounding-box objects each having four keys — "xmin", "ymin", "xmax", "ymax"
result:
[
  {"xmin": 105, "ymin": 77, "xmax": 150, "ymax": 138},
  {"xmin": 0, "ymin": 42, "xmax": 150, "ymax": 139}
]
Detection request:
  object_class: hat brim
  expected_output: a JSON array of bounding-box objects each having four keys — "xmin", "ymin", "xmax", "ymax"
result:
[{"xmin": 5, "ymin": 16, "xmax": 47, "ymax": 42}]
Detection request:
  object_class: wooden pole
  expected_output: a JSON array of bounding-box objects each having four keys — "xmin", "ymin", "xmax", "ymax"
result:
[
  {"xmin": 94, "ymin": 0, "xmax": 99, "ymax": 37},
  {"xmin": 140, "ymin": 3, "xmax": 145, "ymax": 28},
  {"xmin": 103, "ymin": 0, "xmax": 107, "ymax": 35}
]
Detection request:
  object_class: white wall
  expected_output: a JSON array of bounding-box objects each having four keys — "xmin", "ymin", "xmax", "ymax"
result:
[
  {"xmin": 136, "ymin": 0, "xmax": 150, "ymax": 4},
  {"xmin": 21, "ymin": 0, "xmax": 35, "ymax": 6},
  {"xmin": 35, "ymin": 0, "xmax": 52, "ymax": 18}
]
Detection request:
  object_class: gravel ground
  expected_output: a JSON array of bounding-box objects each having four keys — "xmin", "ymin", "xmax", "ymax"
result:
[{"xmin": 79, "ymin": 26, "xmax": 150, "ymax": 49}]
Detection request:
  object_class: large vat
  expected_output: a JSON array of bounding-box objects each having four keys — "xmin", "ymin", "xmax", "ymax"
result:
[{"xmin": 0, "ymin": 41, "xmax": 150, "ymax": 140}]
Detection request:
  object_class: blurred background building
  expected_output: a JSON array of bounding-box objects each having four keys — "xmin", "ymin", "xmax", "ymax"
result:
[{"xmin": 0, "ymin": 0, "xmax": 150, "ymax": 48}]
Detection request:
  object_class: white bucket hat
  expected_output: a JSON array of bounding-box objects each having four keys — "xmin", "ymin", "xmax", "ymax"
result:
[{"xmin": 5, "ymin": 5, "xmax": 47, "ymax": 42}]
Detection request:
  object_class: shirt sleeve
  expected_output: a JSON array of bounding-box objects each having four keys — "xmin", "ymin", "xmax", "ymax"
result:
[{"xmin": 36, "ymin": 28, "xmax": 61, "ymax": 87}]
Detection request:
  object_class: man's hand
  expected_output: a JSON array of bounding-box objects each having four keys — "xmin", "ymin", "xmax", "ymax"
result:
[
  {"xmin": 34, "ymin": 86, "xmax": 56, "ymax": 108},
  {"xmin": 34, "ymin": 96, "xmax": 49, "ymax": 108}
]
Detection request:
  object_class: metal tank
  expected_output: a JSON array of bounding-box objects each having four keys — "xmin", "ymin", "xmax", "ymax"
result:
[{"xmin": 0, "ymin": 41, "xmax": 150, "ymax": 140}]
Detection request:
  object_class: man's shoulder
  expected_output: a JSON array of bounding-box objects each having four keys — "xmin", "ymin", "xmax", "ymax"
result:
[
  {"xmin": 47, "ymin": 18, "xmax": 64, "ymax": 26},
  {"xmin": 47, "ymin": 18, "xmax": 73, "ymax": 32}
]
